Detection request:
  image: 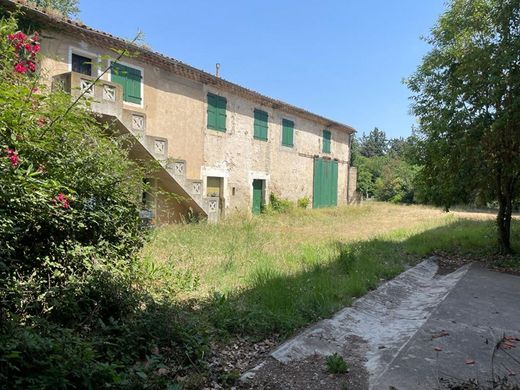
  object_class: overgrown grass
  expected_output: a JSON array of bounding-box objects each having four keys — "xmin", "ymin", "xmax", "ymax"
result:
[{"xmin": 141, "ymin": 202, "xmax": 519, "ymax": 341}]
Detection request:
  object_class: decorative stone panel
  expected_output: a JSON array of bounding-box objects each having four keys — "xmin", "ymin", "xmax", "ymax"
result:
[
  {"xmin": 208, "ymin": 199, "xmax": 218, "ymax": 213},
  {"xmin": 103, "ymin": 84, "xmax": 115, "ymax": 101},
  {"xmin": 80, "ymin": 78, "xmax": 94, "ymax": 97},
  {"xmin": 174, "ymin": 161, "xmax": 185, "ymax": 176},
  {"xmin": 132, "ymin": 114, "xmax": 145, "ymax": 131},
  {"xmin": 154, "ymin": 139, "xmax": 166, "ymax": 155},
  {"xmin": 192, "ymin": 181, "xmax": 201, "ymax": 195}
]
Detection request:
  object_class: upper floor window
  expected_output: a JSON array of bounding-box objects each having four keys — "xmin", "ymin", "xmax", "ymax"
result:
[
  {"xmin": 72, "ymin": 53, "xmax": 92, "ymax": 76},
  {"xmin": 111, "ymin": 62, "xmax": 142, "ymax": 105},
  {"xmin": 207, "ymin": 93, "xmax": 227, "ymax": 132},
  {"xmin": 322, "ymin": 129, "xmax": 331, "ymax": 153},
  {"xmin": 282, "ymin": 119, "xmax": 294, "ymax": 147},
  {"xmin": 254, "ymin": 109, "xmax": 268, "ymax": 141}
]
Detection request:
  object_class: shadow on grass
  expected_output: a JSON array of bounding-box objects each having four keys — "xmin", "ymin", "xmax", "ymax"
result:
[
  {"xmin": 3, "ymin": 218, "xmax": 518, "ymax": 388},
  {"xmin": 199, "ymin": 217, "xmax": 520, "ymax": 340}
]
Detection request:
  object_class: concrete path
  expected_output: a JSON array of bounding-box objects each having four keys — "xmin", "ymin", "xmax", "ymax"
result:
[{"xmin": 243, "ymin": 259, "xmax": 520, "ymax": 389}]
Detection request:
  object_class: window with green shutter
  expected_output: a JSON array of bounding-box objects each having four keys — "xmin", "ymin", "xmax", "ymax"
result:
[
  {"xmin": 111, "ymin": 62, "xmax": 142, "ymax": 105},
  {"xmin": 282, "ymin": 119, "xmax": 294, "ymax": 147},
  {"xmin": 254, "ymin": 109, "xmax": 268, "ymax": 141},
  {"xmin": 207, "ymin": 93, "xmax": 227, "ymax": 132},
  {"xmin": 322, "ymin": 129, "xmax": 331, "ymax": 153}
]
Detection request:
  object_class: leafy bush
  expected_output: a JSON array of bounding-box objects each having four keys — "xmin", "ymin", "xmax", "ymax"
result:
[
  {"xmin": 267, "ymin": 192, "xmax": 292, "ymax": 213},
  {"xmin": 0, "ymin": 14, "xmax": 209, "ymax": 389},
  {"xmin": 297, "ymin": 196, "xmax": 310, "ymax": 209}
]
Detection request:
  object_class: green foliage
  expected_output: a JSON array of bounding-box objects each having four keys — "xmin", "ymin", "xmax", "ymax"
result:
[
  {"xmin": 267, "ymin": 192, "xmax": 292, "ymax": 213},
  {"xmin": 297, "ymin": 196, "xmax": 310, "ymax": 209},
  {"xmin": 0, "ymin": 14, "xmax": 208, "ymax": 389},
  {"xmin": 374, "ymin": 159, "xmax": 420, "ymax": 203},
  {"xmin": 353, "ymin": 128, "xmax": 421, "ymax": 203},
  {"xmin": 325, "ymin": 353, "xmax": 349, "ymax": 374},
  {"xmin": 358, "ymin": 127, "xmax": 387, "ymax": 158},
  {"xmin": 406, "ymin": 0, "xmax": 520, "ymax": 253},
  {"xmin": 27, "ymin": 0, "xmax": 79, "ymax": 17}
]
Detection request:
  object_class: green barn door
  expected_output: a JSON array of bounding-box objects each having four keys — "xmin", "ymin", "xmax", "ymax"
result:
[
  {"xmin": 313, "ymin": 158, "xmax": 338, "ymax": 208},
  {"xmin": 252, "ymin": 179, "xmax": 263, "ymax": 214}
]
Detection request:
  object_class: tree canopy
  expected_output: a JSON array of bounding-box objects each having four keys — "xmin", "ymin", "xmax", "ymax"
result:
[
  {"xmin": 27, "ymin": 0, "xmax": 79, "ymax": 17},
  {"xmin": 358, "ymin": 127, "xmax": 388, "ymax": 158},
  {"xmin": 407, "ymin": 0, "xmax": 520, "ymax": 253}
]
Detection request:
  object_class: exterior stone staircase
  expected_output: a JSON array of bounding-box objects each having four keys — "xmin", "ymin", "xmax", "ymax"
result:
[{"xmin": 53, "ymin": 71, "xmax": 219, "ymax": 223}]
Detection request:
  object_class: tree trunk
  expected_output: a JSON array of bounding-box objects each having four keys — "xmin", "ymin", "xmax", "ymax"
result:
[{"xmin": 497, "ymin": 193, "xmax": 513, "ymax": 255}]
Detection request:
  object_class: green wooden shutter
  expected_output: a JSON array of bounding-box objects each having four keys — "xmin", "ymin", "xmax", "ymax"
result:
[
  {"xmin": 216, "ymin": 96, "xmax": 227, "ymax": 131},
  {"xmin": 322, "ymin": 130, "xmax": 331, "ymax": 153},
  {"xmin": 282, "ymin": 119, "xmax": 294, "ymax": 147},
  {"xmin": 207, "ymin": 93, "xmax": 226, "ymax": 132},
  {"xmin": 111, "ymin": 63, "xmax": 142, "ymax": 104},
  {"xmin": 254, "ymin": 109, "xmax": 268, "ymax": 141},
  {"xmin": 207, "ymin": 93, "xmax": 217, "ymax": 130}
]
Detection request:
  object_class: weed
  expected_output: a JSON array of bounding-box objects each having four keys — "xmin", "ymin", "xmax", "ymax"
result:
[
  {"xmin": 326, "ymin": 353, "xmax": 349, "ymax": 374},
  {"xmin": 297, "ymin": 196, "xmax": 310, "ymax": 208}
]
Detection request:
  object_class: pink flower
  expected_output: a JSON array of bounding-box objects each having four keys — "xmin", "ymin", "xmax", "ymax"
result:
[
  {"xmin": 5, "ymin": 148, "xmax": 19, "ymax": 167},
  {"xmin": 7, "ymin": 31, "xmax": 40, "ymax": 74},
  {"xmin": 15, "ymin": 32, "xmax": 26, "ymax": 41},
  {"xmin": 14, "ymin": 62, "xmax": 27, "ymax": 74},
  {"xmin": 54, "ymin": 193, "xmax": 71, "ymax": 209}
]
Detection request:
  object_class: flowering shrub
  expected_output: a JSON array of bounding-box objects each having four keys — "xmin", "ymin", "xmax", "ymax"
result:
[
  {"xmin": 7, "ymin": 31, "xmax": 39, "ymax": 73},
  {"xmin": 0, "ymin": 13, "xmax": 211, "ymax": 390},
  {"xmin": 0, "ymin": 13, "xmax": 211, "ymax": 389}
]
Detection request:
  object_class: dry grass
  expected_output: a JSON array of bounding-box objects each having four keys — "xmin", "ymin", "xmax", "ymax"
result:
[
  {"xmin": 140, "ymin": 202, "xmax": 462, "ymax": 298},
  {"xmin": 139, "ymin": 202, "xmax": 518, "ymax": 338}
]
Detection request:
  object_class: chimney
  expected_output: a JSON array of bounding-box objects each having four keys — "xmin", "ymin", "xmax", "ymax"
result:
[{"xmin": 216, "ymin": 63, "xmax": 220, "ymax": 78}]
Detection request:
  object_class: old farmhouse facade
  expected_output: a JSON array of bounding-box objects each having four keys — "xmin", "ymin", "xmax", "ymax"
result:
[{"xmin": 2, "ymin": 0, "xmax": 357, "ymax": 223}]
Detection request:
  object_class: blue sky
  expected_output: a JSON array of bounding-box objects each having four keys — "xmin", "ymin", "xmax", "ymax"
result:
[{"xmin": 79, "ymin": 0, "xmax": 446, "ymax": 139}]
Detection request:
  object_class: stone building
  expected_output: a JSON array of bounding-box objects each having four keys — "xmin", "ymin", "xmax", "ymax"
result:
[{"xmin": 2, "ymin": 0, "xmax": 357, "ymax": 223}]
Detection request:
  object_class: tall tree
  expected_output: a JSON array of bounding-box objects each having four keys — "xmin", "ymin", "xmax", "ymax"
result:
[
  {"xmin": 359, "ymin": 127, "xmax": 388, "ymax": 157},
  {"xmin": 28, "ymin": 0, "xmax": 79, "ymax": 17},
  {"xmin": 407, "ymin": 0, "xmax": 520, "ymax": 253}
]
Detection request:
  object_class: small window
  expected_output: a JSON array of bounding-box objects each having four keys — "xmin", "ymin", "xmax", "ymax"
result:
[
  {"xmin": 254, "ymin": 109, "xmax": 268, "ymax": 141},
  {"xmin": 111, "ymin": 62, "xmax": 142, "ymax": 105},
  {"xmin": 282, "ymin": 119, "xmax": 294, "ymax": 147},
  {"xmin": 322, "ymin": 129, "xmax": 331, "ymax": 153},
  {"xmin": 71, "ymin": 53, "xmax": 92, "ymax": 76},
  {"xmin": 207, "ymin": 93, "xmax": 227, "ymax": 132}
]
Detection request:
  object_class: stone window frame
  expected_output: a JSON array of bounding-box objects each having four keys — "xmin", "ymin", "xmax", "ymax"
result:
[{"xmin": 67, "ymin": 46, "xmax": 101, "ymax": 77}]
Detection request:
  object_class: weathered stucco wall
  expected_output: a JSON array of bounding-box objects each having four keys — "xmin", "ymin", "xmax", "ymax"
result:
[
  {"xmin": 39, "ymin": 31, "xmax": 205, "ymax": 179},
  {"xmin": 39, "ymin": 30, "xmax": 354, "ymax": 218},
  {"xmin": 202, "ymin": 86, "xmax": 352, "ymax": 214}
]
